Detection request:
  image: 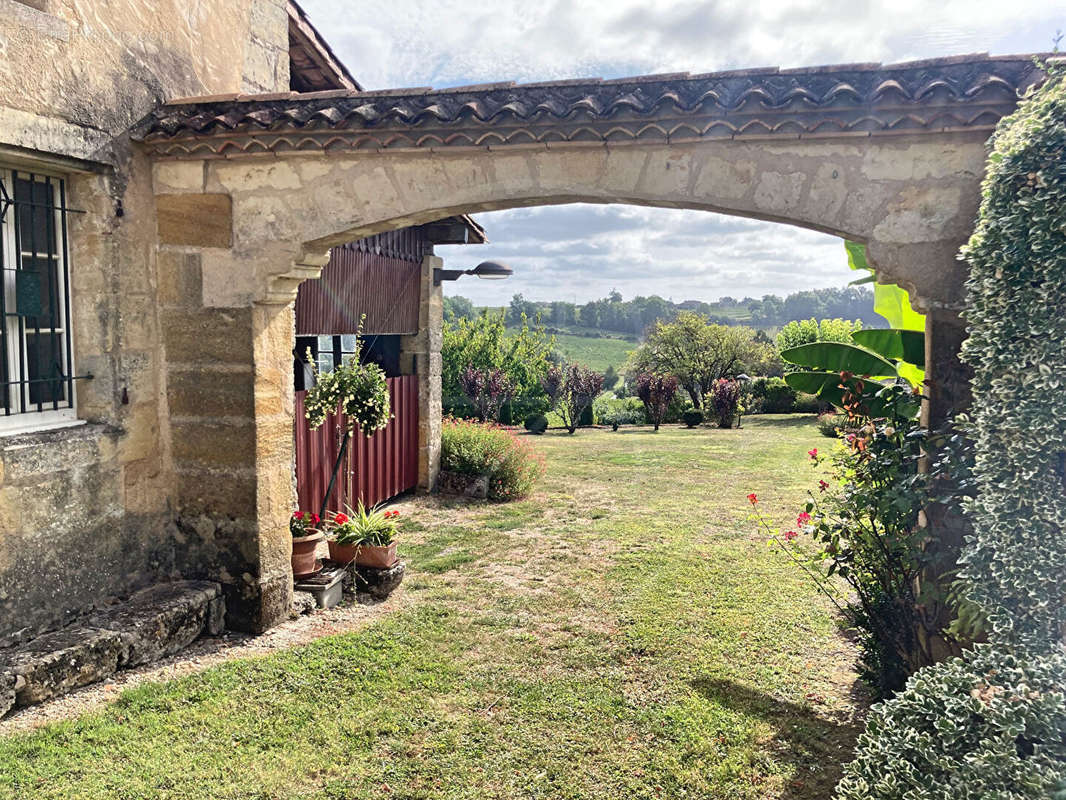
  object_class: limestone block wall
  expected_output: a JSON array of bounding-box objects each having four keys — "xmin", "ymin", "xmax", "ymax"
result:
[
  {"xmin": 0, "ymin": 0, "xmax": 289, "ymax": 162},
  {"xmin": 0, "ymin": 0, "xmax": 291, "ymax": 642}
]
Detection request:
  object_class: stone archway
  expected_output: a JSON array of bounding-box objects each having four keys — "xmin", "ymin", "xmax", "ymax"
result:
[{"xmin": 138, "ymin": 54, "xmax": 1044, "ymax": 631}]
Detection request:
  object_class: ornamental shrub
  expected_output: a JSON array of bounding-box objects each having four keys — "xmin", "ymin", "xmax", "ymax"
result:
[
  {"xmin": 681, "ymin": 409, "xmax": 704, "ymax": 428},
  {"xmin": 956, "ymin": 66, "xmax": 1066, "ymax": 651},
  {"xmin": 440, "ymin": 418, "xmax": 545, "ymax": 501},
  {"xmin": 635, "ymin": 372, "xmax": 679, "ymax": 431},
  {"xmin": 523, "ymin": 413, "xmax": 548, "ymax": 435},
  {"xmin": 748, "ymin": 376, "xmax": 797, "ymax": 413},
  {"xmin": 836, "ymin": 645, "xmax": 1066, "ymax": 800},
  {"xmin": 541, "ymin": 362, "xmax": 604, "ymax": 434},
  {"xmin": 709, "ymin": 378, "xmax": 740, "ymax": 428},
  {"xmin": 797, "ymin": 416, "xmax": 966, "ymax": 699}
]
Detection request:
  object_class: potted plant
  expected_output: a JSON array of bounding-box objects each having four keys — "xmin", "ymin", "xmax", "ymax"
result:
[
  {"xmin": 302, "ymin": 324, "xmax": 393, "ymax": 521},
  {"xmin": 326, "ymin": 502, "xmax": 399, "ymax": 568},
  {"xmin": 290, "ymin": 510, "xmax": 324, "ymax": 579}
]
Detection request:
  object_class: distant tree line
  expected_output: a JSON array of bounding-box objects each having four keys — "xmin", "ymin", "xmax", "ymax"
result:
[{"xmin": 444, "ymin": 287, "xmax": 883, "ymax": 333}]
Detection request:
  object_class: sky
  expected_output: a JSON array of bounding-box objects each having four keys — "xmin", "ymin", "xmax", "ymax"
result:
[{"xmin": 302, "ymin": 0, "xmax": 1065, "ymax": 306}]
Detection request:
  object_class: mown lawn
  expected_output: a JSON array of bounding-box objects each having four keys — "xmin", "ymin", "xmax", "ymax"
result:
[{"xmin": 0, "ymin": 415, "xmax": 865, "ymax": 800}]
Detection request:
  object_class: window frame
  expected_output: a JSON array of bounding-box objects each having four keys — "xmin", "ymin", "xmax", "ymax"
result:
[{"xmin": 0, "ymin": 165, "xmax": 79, "ymax": 437}]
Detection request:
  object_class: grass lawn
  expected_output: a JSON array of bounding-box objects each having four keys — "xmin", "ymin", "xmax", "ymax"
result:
[{"xmin": 0, "ymin": 416, "xmax": 865, "ymax": 800}]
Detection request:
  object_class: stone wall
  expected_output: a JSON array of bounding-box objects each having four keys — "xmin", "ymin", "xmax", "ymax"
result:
[{"xmin": 0, "ymin": 0, "xmax": 291, "ymax": 642}]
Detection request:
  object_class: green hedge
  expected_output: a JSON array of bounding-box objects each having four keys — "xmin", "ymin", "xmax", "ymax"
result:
[{"xmin": 836, "ymin": 66, "xmax": 1066, "ymax": 799}]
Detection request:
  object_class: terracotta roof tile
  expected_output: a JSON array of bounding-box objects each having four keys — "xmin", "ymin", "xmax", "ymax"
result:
[{"xmin": 137, "ymin": 53, "xmax": 1048, "ymax": 157}]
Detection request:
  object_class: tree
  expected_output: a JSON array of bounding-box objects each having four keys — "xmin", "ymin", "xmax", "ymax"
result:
[
  {"xmin": 507, "ymin": 293, "xmax": 537, "ymax": 326},
  {"xmin": 442, "ymin": 311, "xmax": 555, "ymax": 421},
  {"xmin": 458, "ymin": 366, "xmax": 513, "ymax": 422},
  {"xmin": 601, "ymin": 364, "xmax": 619, "ymax": 392},
  {"xmin": 443, "ymin": 295, "xmax": 477, "ymax": 322},
  {"xmin": 776, "ymin": 317, "xmax": 863, "ymax": 353},
  {"xmin": 632, "ymin": 312, "xmax": 773, "ymax": 409},
  {"xmin": 541, "ymin": 362, "xmax": 604, "ymax": 434},
  {"xmin": 635, "ymin": 372, "xmax": 678, "ymax": 431}
]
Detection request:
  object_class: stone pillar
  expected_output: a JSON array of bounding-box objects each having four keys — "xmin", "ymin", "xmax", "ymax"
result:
[
  {"xmin": 920, "ymin": 305, "xmax": 973, "ymax": 659},
  {"xmin": 922, "ymin": 307, "xmax": 973, "ymax": 429},
  {"xmin": 159, "ymin": 252, "xmax": 295, "ymax": 632},
  {"xmin": 400, "ymin": 254, "xmax": 443, "ymax": 492}
]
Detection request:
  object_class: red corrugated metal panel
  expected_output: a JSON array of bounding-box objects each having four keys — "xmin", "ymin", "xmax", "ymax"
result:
[
  {"xmin": 294, "ymin": 376, "xmax": 419, "ymax": 514},
  {"xmin": 295, "ymin": 247, "xmax": 422, "ymax": 335}
]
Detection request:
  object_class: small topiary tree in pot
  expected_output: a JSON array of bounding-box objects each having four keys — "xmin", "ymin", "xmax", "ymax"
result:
[
  {"xmin": 303, "ymin": 340, "xmax": 392, "ymax": 521},
  {"xmin": 836, "ymin": 65, "xmax": 1066, "ymax": 800}
]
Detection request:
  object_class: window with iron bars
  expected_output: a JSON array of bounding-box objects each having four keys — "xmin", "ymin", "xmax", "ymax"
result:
[{"xmin": 0, "ymin": 167, "xmax": 80, "ymax": 434}]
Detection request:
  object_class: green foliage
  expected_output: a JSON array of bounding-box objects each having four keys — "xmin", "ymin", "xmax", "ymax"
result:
[
  {"xmin": 956, "ymin": 69, "xmax": 1066, "ymax": 652},
  {"xmin": 776, "ymin": 318, "xmax": 864, "ymax": 354},
  {"xmin": 746, "ymin": 376, "xmax": 798, "ymax": 414},
  {"xmin": 836, "ymin": 645, "xmax": 1066, "ymax": 800},
  {"xmin": 630, "ymin": 313, "xmax": 774, "ymax": 409},
  {"xmin": 443, "ymin": 294, "xmax": 477, "ymax": 322},
  {"xmin": 602, "ymin": 364, "xmax": 620, "ymax": 392},
  {"xmin": 781, "ymin": 333, "xmax": 924, "ymax": 421},
  {"xmin": 782, "ymin": 341, "xmax": 896, "ymax": 377},
  {"xmin": 303, "ymin": 349, "xmax": 391, "ymax": 437},
  {"xmin": 791, "ymin": 419, "xmax": 966, "ymax": 698},
  {"xmin": 793, "ymin": 393, "xmax": 822, "ymax": 414},
  {"xmin": 523, "ymin": 413, "xmax": 548, "ymax": 435},
  {"xmin": 440, "ymin": 418, "xmax": 546, "ymax": 501},
  {"xmin": 442, "ymin": 311, "xmax": 555, "ymax": 421},
  {"xmin": 816, "ymin": 413, "xmax": 847, "ymax": 438},
  {"xmin": 681, "ymin": 409, "xmax": 704, "ymax": 428},
  {"xmin": 837, "ymin": 72, "xmax": 1066, "ymax": 800},
  {"xmin": 846, "ymin": 241, "xmax": 926, "ymax": 332},
  {"xmin": 850, "ymin": 329, "xmax": 926, "ymax": 369},
  {"xmin": 593, "ymin": 394, "xmax": 645, "ymax": 430},
  {"xmin": 327, "ymin": 502, "xmax": 399, "ymax": 547}
]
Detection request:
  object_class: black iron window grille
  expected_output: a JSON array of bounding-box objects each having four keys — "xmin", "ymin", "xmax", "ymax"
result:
[{"xmin": 0, "ymin": 167, "xmax": 84, "ymax": 432}]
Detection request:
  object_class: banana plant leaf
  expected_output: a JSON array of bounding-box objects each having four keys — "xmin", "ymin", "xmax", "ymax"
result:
[
  {"xmin": 780, "ymin": 341, "xmax": 897, "ymax": 377},
  {"xmin": 785, "ymin": 370, "xmax": 920, "ymax": 419},
  {"xmin": 785, "ymin": 371, "xmax": 848, "ymax": 407},
  {"xmin": 851, "ymin": 329, "xmax": 926, "ymax": 369}
]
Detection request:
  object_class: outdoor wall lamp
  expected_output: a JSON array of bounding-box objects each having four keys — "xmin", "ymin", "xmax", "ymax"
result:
[{"xmin": 433, "ymin": 260, "xmax": 514, "ymax": 285}]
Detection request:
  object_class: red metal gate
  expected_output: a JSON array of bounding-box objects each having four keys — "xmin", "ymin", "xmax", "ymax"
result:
[{"xmin": 294, "ymin": 375, "xmax": 419, "ymax": 514}]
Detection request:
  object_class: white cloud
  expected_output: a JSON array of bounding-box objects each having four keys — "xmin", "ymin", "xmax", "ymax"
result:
[
  {"xmin": 299, "ymin": 0, "xmax": 1065, "ymax": 304},
  {"xmin": 436, "ymin": 205, "xmax": 851, "ymax": 305}
]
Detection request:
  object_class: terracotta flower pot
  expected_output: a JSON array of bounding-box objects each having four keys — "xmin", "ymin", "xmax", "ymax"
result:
[
  {"xmin": 328, "ymin": 539, "xmax": 398, "ymax": 568},
  {"xmin": 291, "ymin": 531, "xmax": 325, "ymax": 579}
]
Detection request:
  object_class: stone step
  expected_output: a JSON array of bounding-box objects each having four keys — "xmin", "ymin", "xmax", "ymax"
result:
[{"xmin": 0, "ymin": 580, "xmax": 223, "ymax": 717}]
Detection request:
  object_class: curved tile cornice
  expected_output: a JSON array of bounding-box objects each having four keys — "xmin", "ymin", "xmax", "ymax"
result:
[{"xmin": 135, "ymin": 54, "xmax": 1047, "ymax": 158}]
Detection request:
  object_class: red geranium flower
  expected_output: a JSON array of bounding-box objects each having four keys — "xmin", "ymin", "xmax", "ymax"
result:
[
  {"xmin": 333, "ymin": 513, "xmax": 349, "ymax": 525},
  {"xmin": 784, "ymin": 530, "xmax": 798, "ymax": 542},
  {"xmin": 292, "ymin": 511, "xmax": 304, "ymax": 520},
  {"xmin": 796, "ymin": 511, "xmax": 812, "ymax": 525},
  {"xmin": 808, "ymin": 448, "xmax": 818, "ymax": 460},
  {"xmin": 310, "ymin": 513, "xmax": 320, "ymax": 525},
  {"xmin": 747, "ymin": 493, "xmax": 758, "ymax": 505}
]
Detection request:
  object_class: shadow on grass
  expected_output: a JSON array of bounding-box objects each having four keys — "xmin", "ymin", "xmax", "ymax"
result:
[{"xmin": 690, "ymin": 675, "xmax": 862, "ymax": 800}]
